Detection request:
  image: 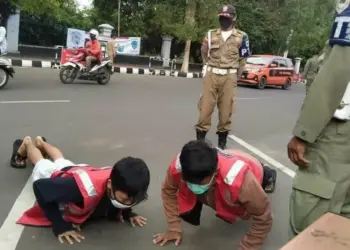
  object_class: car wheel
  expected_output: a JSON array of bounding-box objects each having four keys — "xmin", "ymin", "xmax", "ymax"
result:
[
  {"xmin": 282, "ymin": 78, "xmax": 292, "ymax": 90},
  {"xmin": 257, "ymin": 76, "xmax": 267, "ymax": 90}
]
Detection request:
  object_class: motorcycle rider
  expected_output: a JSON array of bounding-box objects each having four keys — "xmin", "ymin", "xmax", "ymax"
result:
[{"xmin": 85, "ymin": 29, "xmax": 102, "ymax": 72}]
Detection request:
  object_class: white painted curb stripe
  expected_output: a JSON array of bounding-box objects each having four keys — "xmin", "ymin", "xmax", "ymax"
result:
[{"xmin": 228, "ymin": 134, "xmax": 296, "ymax": 178}]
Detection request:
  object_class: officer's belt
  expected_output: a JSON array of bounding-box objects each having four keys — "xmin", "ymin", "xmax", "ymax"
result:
[{"xmin": 207, "ymin": 66, "xmax": 237, "ymax": 75}]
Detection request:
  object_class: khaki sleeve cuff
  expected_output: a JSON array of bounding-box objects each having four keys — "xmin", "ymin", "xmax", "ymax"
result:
[
  {"xmin": 292, "ymin": 123, "xmax": 318, "ymax": 143},
  {"xmin": 168, "ymin": 221, "xmax": 182, "ymax": 233}
]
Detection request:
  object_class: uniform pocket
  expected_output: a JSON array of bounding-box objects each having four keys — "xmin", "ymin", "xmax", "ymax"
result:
[
  {"xmin": 290, "ymin": 172, "xmax": 337, "ymax": 234},
  {"xmin": 209, "ymin": 44, "xmax": 220, "ymax": 58},
  {"xmin": 336, "ymin": 120, "xmax": 350, "ymax": 135}
]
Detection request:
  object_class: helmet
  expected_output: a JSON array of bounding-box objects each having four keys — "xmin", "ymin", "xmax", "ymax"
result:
[
  {"xmin": 218, "ymin": 5, "xmax": 236, "ymax": 20},
  {"xmin": 89, "ymin": 29, "xmax": 99, "ymax": 37}
]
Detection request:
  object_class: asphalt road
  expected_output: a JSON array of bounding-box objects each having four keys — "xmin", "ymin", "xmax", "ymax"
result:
[{"xmin": 0, "ymin": 68, "xmax": 305, "ymax": 250}]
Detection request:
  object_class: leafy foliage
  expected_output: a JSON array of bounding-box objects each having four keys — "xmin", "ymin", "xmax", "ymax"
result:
[{"xmin": 2, "ymin": 0, "xmax": 336, "ymax": 61}]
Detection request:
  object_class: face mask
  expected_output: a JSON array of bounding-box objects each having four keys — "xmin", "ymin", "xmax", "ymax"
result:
[
  {"xmin": 110, "ymin": 198, "xmax": 132, "ymax": 209},
  {"xmin": 187, "ymin": 175, "xmax": 215, "ymax": 195},
  {"xmin": 187, "ymin": 182, "xmax": 210, "ymax": 195},
  {"xmin": 219, "ymin": 17, "xmax": 233, "ymax": 30}
]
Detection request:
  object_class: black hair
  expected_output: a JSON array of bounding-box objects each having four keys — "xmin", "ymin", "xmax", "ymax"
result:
[
  {"xmin": 110, "ymin": 157, "xmax": 150, "ymax": 201},
  {"xmin": 179, "ymin": 140, "xmax": 218, "ymax": 184},
  {"xmin": 110, "ymin": 29, "xmax": 117, "ymax": 38}
]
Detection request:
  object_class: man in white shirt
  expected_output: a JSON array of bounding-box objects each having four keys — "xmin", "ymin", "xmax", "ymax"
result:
[
  {"xmin": 0, "ymin": 15, "xmax": 7, "ymax": 55},
  {"xmin": 0, "ymin": 25, "xmax": 7, "ymax": 55}
]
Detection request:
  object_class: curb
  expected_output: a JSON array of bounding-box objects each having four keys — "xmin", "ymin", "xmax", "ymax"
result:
[
  {"xmin": 8, "ymin": 59, "xmax": 203, "ymax": 79},
  {"xmin": 9, "ymin": 58, "xmax": 55, "ymax": 68}
]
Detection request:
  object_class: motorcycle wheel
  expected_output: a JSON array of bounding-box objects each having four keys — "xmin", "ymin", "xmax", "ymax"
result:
[
  {"xmin": 0, "ymin": 67, "xmax": 9, "ymax": 89},
  {"xmin": 97, "ymin": 67, "xmax": 111, "ymax": 85},
  {"xmin": 59, "ymin": 66, "xmax": 77, "ymax": 84}
]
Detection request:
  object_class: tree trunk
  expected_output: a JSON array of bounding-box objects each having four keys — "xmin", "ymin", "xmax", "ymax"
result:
[
  {"xmin": 180, "ymin": 0, "xmax": 196, "ymax": 73},
  {"xmin": 181, "ymin": 40, "xmax": 191, "ymax": 72}
]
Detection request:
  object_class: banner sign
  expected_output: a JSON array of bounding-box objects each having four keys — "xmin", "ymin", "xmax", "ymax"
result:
[
  {"xmin": 66, "ymin": 28, "xmax": 86, "ymax": 48},
  {"xmin": 60, "ymin": 49, "xmax": 77, "ymax": 65},
  {"xmin": 98, "ymin": 36, "xmax": 141, "ymax": 55},
  {"xmin": 115, "ymin": 37, "xmax": 141, "ymax": 55}
]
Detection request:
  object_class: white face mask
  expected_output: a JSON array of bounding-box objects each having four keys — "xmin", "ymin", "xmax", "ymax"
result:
[{"xmin": 110, "ymin": 198, "xmax": 132, "ymax": 209}]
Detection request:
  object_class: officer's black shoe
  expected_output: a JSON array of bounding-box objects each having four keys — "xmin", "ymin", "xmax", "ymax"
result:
[
  {"xmin": 196, "ymin": 130, "xmax": 207, "ymax": 141},
  {"xmin": 217, "ymin": 131, "xmax": 229, "ymax": 150}
]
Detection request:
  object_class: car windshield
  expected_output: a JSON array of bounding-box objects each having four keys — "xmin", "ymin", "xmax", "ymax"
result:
[{"xmin": 246, "ymin": 57, "xmax": 270, "ymax": 66}]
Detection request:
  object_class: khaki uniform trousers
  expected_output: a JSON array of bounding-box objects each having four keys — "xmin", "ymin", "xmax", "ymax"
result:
[
  {"xmin": 108, "ymin": 53, "xmax": 114, "ymax": 65},
  {"xmin": 289, "ymin": 119, "xmax": 350, "ymax": 238},
  {"xmin": 195, "ymin": 71, "xmax": 237, "ymax": 133}
]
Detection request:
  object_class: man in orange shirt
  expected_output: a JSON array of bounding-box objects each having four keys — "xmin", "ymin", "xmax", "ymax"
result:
[{"xmin": 85, "ymin": 29, "xmax": 102, "ymax": 72}]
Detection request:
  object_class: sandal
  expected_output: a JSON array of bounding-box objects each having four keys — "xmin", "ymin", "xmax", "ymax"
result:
[
  {"xmin": 10, "ymin": 139, "xmax": 27, "ymax": 168},
  {"xmin": 262, "ymin": 165, "xmax": 277, "ymax": 193}
]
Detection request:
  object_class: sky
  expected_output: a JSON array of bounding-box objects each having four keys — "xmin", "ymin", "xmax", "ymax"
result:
[{"xmin": 76, "ymin": 0, "xmax": 93, "ymax": 9}]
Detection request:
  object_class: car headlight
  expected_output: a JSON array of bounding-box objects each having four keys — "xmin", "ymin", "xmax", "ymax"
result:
[{"xmin": 249, "ymin": 69, "xmax": 261, "ymax": 74}]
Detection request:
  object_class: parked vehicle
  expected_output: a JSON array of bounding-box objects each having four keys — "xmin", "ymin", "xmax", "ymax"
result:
[
  {"xmin": 239, "ymin": 55, "xmax": 295, "ymax": 90},
  {"xmin": 0, "ymin": 57, "xmax": 15, "ymax": 89},
  {"xmin": 59, "ymin": 48, "xmax": 112, "ymax": 85}
]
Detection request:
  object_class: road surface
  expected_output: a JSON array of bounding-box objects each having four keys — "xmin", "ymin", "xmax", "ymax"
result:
[{"xmin": 0, "ymin": 68, "xmax": 305, "ymax": 250}]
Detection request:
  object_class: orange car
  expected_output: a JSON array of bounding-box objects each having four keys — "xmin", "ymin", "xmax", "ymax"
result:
[{"xmin": 239, "ymin": 55, "xmax": 295, "ymax": 90}]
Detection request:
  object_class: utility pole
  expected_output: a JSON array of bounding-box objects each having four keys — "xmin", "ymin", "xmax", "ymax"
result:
[{"xmin": 117, "ymin": 0, "xmax": 121, "ymax": 37}]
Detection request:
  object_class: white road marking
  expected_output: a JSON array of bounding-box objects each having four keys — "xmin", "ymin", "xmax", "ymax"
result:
[
  {"xmin": 0, "ymin": 178, "xmax": 35, "ymax": 249},
  {"xmin": 228, "ymin": 134, "xmax": 296, "ymax": 178},
  {"xmin": 0, "ymin": 100, "xmax": 71, "ymax": 104}
]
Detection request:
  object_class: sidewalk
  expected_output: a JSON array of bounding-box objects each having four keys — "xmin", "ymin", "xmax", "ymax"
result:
[{"xmin": 4, "ymin": 56, "xmax": 202, "ymax": 78}]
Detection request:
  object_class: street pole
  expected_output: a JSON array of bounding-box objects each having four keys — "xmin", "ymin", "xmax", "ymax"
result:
[{"xmin": 117, "ymin": 0, "xmax": 121, "ymax": 37}]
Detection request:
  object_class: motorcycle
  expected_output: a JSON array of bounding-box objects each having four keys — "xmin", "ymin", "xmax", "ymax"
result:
[
  {"xmin": 59, "ymin": 48, "xmax": 112, "ymax": 85},
  {"xmin": 0, "ymin": 57, "xmax": 15, "ymax": 89}
]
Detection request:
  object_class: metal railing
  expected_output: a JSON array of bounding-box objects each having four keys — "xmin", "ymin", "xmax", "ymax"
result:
[{"xmin": 148, "ymin": 55, "xmax": 177, "ymax": 75}]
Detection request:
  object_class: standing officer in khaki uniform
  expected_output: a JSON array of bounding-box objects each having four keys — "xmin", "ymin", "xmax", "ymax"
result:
[
  {"xmin": 287, "ymin": 0, "xmax": 350, "ymax": 238},
  {"xmin": 303, "ymin": 54, "xmax": 319, "ymax": 94},
  {"xmin": 196, "ymin": 5, "xmax": 250, "ymax": 149},
  {"xmin": 106, "ymin": 29, "xmax": 117, "ymax": 65}
]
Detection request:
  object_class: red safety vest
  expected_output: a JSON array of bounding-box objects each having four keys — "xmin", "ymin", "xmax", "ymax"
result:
[
  {"xmin": 170, "ymin": 149, "xmax": 263, "ymax": 223},
  {"xmin": 17, "ymin": 166, "xmax": 112, "ymax": 226}
]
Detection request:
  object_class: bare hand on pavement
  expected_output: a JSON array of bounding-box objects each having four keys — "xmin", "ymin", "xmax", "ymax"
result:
[
  {"xmin": 58, "ymin": 229, "xmax": 85, "ymax": 244},
  {"xmin": 153, "ymin": 231, "xmax": 182, "ymax": 246}
]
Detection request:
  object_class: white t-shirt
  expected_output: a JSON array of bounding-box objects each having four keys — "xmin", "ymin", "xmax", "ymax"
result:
[{"xmin": 221, "ymin": 30, "xmax": 232, "ymax": 42}]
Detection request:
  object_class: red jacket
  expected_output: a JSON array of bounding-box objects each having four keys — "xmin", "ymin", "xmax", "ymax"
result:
[
  {"xmin": 17, "ymin": 166, "xmax": 112, "ymax": 226},
  {"xmin": 87, "ymin": 39, "xmax": 103, "ymax": 62},
  {"xmin": 170, "ymin": 150, "xmax": 263, "ymax": 223}
]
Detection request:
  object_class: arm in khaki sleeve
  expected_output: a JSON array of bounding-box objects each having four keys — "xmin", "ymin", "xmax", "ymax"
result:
[
  {"xmin": 201, "ymin": 34, "xmax": 209, "ymax": 65},
  {"xmin": 293, "ymin": 46, "xmax": 350, "ymax": 143},
  {"xmin": 238, "ymin": 171, "xmax": 273, "ymax": 250},
  {"xmin": 161, "ymin": 167, "xmax": 182, "ymax": 233}
]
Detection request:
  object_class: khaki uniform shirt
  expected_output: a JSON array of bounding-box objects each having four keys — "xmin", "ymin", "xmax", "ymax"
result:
[
  {"xmin": 106, "ymin": 38, "xmax": 116, "ymax": 62},
  {"xmin": 201, "ymin": 28, "xmax": 248, "ymax": 77}
]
